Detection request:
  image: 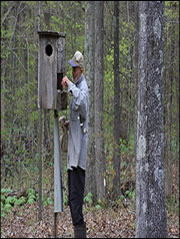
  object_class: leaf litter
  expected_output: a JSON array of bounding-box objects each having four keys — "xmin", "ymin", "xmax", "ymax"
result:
[{"xmin": 1, "ymin": 202, "xmax": 179, "ymax": 238}]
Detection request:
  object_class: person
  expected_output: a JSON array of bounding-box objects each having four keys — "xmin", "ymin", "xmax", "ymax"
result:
[{"xmin": 61, "ymin": 51, "xmax": 89, "ymax": 238}]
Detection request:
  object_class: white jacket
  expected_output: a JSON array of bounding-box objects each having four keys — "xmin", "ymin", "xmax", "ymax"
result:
[{"xmin": 67, "ymin": 74, "xmax": 89, "ymax": 170}]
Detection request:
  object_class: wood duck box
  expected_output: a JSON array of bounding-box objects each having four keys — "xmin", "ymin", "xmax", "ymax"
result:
[{"xmin": 38, "ymin": 31, "xmax": 67, "ymax": 110}]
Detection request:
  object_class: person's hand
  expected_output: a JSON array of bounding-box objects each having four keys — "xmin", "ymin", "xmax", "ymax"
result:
[
  {"xmin": 64, "ymin": 120, "xmax": 69, "ymax": 131},
  {"xmin": 62, "ymin": 76, "xmax": 70, "ymax": 88},
  {"xmin": 61, "ymin": 120, "xmax": 69, "ymax": 132}
]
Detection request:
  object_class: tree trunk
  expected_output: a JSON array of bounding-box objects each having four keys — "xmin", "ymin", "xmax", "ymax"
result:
[
  {"xmin": 10, "ymin": 2, "xmax": 20, "ymax": 183},
  {"xmin": 24, "ymin": 39, "xmax": 29, "ymax": 140},
  {"xmin": 95, "ymin": 1, "xmax": 105, "ymax": 200},
  {"xmin": 84, "ymin": 1, "xmax": 96, "ymax": 199},
  {"xmin": 133, "ymin": 1, "xmax": 139, "ymax": 171},
  {"xmin": 136, "ymin": 2, "xmax": 167, "ymax": 238},
  {"xmin": 175, "ymin": 29, "xmax": 179, "ymax": 202},
  {"xmin": 165, "ymin": 48, "xmax": 173, "ymax": 199},
  {"xmin": 113, "ymin": 1, "xmax": 120, "ymax": 199},
  {"xmin": 37, "ymin": 0, "xmax": 43, "ymax": 221},
  {"xmin": 126, "ymin": 1, "xmax": 131, "ymax": 149},
  {"xmin": 165, "ymin": 24, "xmax": 175, "ymax": 199}
]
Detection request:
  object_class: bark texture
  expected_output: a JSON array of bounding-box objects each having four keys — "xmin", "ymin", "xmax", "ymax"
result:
[
  {"xmin": 113, "ymin": 1, "xmax": 120, "ymax": 199},
  {"xmin": 95, "ymin": 1, "xmax": 105, "ymax": 200},
  {"xmin": 84, "ymin": 1, "xmax": 96, "ymax": 198},
  {"xmin": 136, "ymin": 1, "xmax": 168, "ymax": 238}
]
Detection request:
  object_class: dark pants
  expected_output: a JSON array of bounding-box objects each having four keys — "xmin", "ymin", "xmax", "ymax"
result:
[{"xmin": 68, "ymin": 166, "xmax": 85, "ymax": 226}]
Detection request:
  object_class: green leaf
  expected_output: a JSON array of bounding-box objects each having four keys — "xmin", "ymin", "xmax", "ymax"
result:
[
  {"xmin": 1, "ymin": 188, "xmax": 13, "ymax": 194},
  {"xmin": 1, "ymin": 212, "xmax": 6, "ymax": 217},
  {"xmin": 1, "ymin": 195, "xmax": 6, "ymax": 202},
  {"xmin": 4, "ymin": 203, "xmax": 12, "ymax": 212},
  {"xmin": 125, "ymin": 190, "xmax": 129, "ymax": 195},
  {"xmin": 132, "ymin": 190, "xmax": 136, "ymax": 200},
  {"xmin": 27, "ymin": 188, "xmax": 35, "ymax": 196},
  {"xmin": 84, "ymin": 192, "xmax": 93, "ymax": 204},
  {"xmin": 95, "ymin": 204, "xmax": 102, "ymax": 210},
  {"xmin": 29, "ymin": 194, "xmax": 36, "ymax": 200},
  {"xmin": 120, "ymin": 195, "xmax": 125, "ymax": 200},
  {"xmin": 47, "ymin": 197, "xmax": 53, "ymax": 205},
  {"xmin": 5, "ymin": 196, "xmax": 17, "ymax": 205},
  {"xmin": 27, "ymin": 198, "xmax": 34, "ymax": 204},
  {"xmin": 15, "ymin": 196, "xmax": 26, "ymax": 206}
]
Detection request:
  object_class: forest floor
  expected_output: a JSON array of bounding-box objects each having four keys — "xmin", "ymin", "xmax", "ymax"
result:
[{"xmin": 1, "ymin": 201, "xmax": 179, "ymax": 238}]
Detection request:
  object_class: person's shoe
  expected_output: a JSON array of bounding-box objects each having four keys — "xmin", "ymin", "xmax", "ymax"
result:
[{"xmin": 74, "ymin": 222, "xmax": 87, "ymax": 238}]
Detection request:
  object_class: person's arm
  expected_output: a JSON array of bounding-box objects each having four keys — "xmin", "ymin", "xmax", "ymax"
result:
[{"xmin": 62, "ymin": 76, "xmax": 88, "ymax": 121}]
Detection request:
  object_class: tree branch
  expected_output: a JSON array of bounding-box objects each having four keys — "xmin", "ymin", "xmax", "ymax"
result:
[{"xmin": 1, "ymin": 2, "xmax": 16, "ymax": 25}]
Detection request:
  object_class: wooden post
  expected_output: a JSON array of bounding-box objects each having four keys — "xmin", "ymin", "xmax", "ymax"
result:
[
  {"xmin": 37, "ymin": 30, "xmax": 66, "ymax": 237},
  {"xmin": 54, "ymin": 212, "xmax": 58, "ymax": 238},
  {"xmin": 38, "ymin": 108, "xmax": 43, "ymax": 221},
  {"xmin": 37, "ymin": 0, "xmax": 43, "ymax": 222}
]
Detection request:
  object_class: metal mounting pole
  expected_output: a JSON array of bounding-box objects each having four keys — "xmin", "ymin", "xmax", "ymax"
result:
[{"xmin": 54, "ymin": 110, "xmax": 63, "ymax": 238}]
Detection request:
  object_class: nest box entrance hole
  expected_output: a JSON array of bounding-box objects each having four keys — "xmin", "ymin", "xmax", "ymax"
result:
[{"xmin": 46, "ymin": 44, "xmax": 53, "ymax": 56}]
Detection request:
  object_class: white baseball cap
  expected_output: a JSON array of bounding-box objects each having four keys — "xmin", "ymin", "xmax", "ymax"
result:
[{"xmin": 68, "ymin": 51, "xmax": 84, "ymax": 68}]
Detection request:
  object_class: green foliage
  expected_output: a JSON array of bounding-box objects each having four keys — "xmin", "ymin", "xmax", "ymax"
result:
[
  {"xmin": 42, "ymin": 193, "xmax": 53, "ymax": 206},
  {"xmin": 120, "ymin": 138, "xmax": 129, "ymax": 154},
  {"xmin": 4, "ymin": 203, "xmax": 12, "ymax": 213},
  {"xmin": 124, "ymin": 189, "xmax": 136, "ymax": 201},
  {"xmin": 1, "ymin": 188, "xmax": 13, "ymax": 217},
  {"xmin": 84, "ymin": 193, "xmax": 107, "ymax": 212},
  {"xmin": 165, "ymin": 1, "xmax": 179, "ymax": 18},
  {"xmin": 84, "ymin": 192, "xmax": 93, "ymax": 206},
  {"xmin": 27, "ymin": 188, "xmax": 36, "ymax": 204},
  {"xmin": 63, "ymin": 193, "xmax": 68, "ymax": 207},
  {"xmin": 5, "ymin": 195, "xmax": 17, "ymax": 205},
  {"xmin": 47, "ymin": 197, "xmax": 53, "ymax": 206},
  {"xmin": 0, "ymin": 187, "xmax": 54, "ymax": 217},
  {"xmin": 166, "ymin": 194, "xmax": 179, "ymax": 215},
  {"xmin": 15, "ymin": 196, "xmax": 26, "ymax": 206},
  {"xmin": 1, "ymin": 188, "xmax": 13, "ymax": 194},
  {"xmin": 120, "ymin": 134, "xmax": 134, "ymax": 156},
  {"xmin": 95, "ymin": 199, "xmax": 105, "ymax": 210},
  {"xmin": 95, "ymin": 204, "xmax": 103, "ymax": 210}
]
